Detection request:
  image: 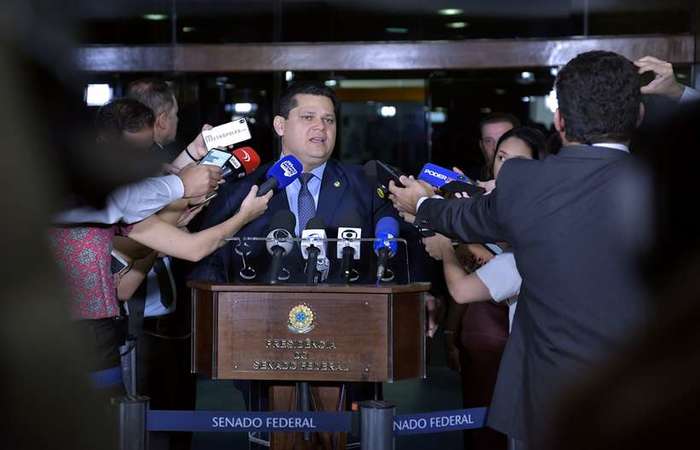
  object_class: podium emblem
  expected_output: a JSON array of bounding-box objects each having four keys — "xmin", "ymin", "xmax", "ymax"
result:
[{"xmin": 288, "ymin": 304, "xmax": 315, "ymax": 334}]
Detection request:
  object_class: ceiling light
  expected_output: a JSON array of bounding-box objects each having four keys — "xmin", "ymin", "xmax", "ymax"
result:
[
  {"xmin": 143, "ymin": 14, "xmax": 168, "ymax": 21},
  {"xmin": 438, "ymin": 8, "xmax": 463, "ymax": 16},
  {"xmin": 521, "ymin": 96, "xmax": 532, "ymax": 103},
  {"xmin": 386, "ymin": 27, "xmax": 408, "ymax": 34},
  {"xmin": 379, "ymin": 106, "xmax": 397, "ymax": 118},
  {"xmin": 233, "ymin": 103, "xmax": 254, "ymax": 114},
  {"xmin": 445, "ymin": 22, "xmax": 468, "ymax": 29},
  {"xmin": 85, "ymin": 84, "xmax": 113, "ymax": 106},
  {"xmin": 324, "ymin": 80, "xmax": 338, "ymax": 87},
  {"xmin": 182, "ymin": 26, "xmax": 196, "ymax": 33},
  {"xmin": 285, "ymin": 71, "xmax": 294, "ymax": 82}
]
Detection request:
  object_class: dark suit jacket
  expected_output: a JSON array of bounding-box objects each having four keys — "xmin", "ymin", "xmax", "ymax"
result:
[
  {"xmin": 415, "ymin": 145, "xmax": 651, "ymax": 444},
  {"xmin": 189, "ymin": 159, "xmax": 417, "ymax": 284}
]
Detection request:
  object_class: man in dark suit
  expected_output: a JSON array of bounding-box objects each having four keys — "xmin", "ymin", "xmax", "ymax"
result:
[
  {"xmin": 388, "ymin": 51, "xmax": 651, "ymax": 448},
  {"xmin": 190, "ymin": 81, "xmax": 397, "ymax": 284}
]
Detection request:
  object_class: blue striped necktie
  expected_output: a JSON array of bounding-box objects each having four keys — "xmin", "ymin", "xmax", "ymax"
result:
[{"xmin": 297, "ymin": 172, "xmax": 316, "ymax": 234}]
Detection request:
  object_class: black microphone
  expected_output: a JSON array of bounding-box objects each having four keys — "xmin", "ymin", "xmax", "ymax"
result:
[
  {"xmin": 301, "ymin": 217, "xmax": 327, "ymax": 284},
  {"xmin": 374, "ymin": 217, "xmax": 399, "ymax": 284},
  {"xmin": 265, "ymin": 211, "xmax": 296, "ymax": 284},
  {"xmin": 336, "ymin": 213, "xmax": 362, "ymax": 283},
  {"xmin": 257, "ymin": 155, "xmax": 303, "ymax": 196}
]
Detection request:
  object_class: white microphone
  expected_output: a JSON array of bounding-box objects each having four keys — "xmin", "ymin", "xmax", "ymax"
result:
[{"xmin": 337, "ymin": 224, "xmax": 362, "ymax": 283}]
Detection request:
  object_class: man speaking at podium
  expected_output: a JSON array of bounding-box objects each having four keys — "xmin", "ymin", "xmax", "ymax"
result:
[{"xmin": 190, "ymin": 82, "xmax": 396, "ymax": 284}]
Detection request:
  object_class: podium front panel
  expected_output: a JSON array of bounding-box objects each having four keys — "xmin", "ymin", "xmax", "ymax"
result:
[{"xmin": 191, "ymin": 284, "xmax": 428, "ymax": 383}]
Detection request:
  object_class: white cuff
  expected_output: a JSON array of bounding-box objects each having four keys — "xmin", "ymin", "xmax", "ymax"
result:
[
  {"xmin": 680, "ymin": 86, "xmax": 700, "ymax": 104},
  {"xmin": 416, "ymin": 194, "xmax": 444, "ymax": 211},
  {"xmin": 163, "ymin": 174, "xmax": 185, "ymax": 200}
]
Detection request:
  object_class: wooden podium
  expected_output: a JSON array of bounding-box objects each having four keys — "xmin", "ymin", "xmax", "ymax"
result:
[{"xmin": 189, "ymin": 282, "xmax": 430, "ymax": 449}]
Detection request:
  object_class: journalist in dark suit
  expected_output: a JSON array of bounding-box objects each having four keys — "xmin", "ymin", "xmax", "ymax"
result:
[
  {"xmin": 190, "ymin": 82, "xmax": 397, "ymax": 284},
  {"xmin": 389, "ymin": 51, "xmax": 651, "ymax": 448}
]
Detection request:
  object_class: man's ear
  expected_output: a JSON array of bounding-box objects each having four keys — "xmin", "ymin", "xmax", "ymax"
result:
[
  {"xmin": 637, "ymin": 102, "xmax": 645, "ymax": 127},
  {"xmin": 154, "ymin": 111, "xmax": 168, "ymax": 132},
  {"xmin": 554, "ymin": 109, "xmax": 565, "ymax": 133},
  {"xmin": 273, "ymin": 115, "xmax": 285, "ymax": 137}
]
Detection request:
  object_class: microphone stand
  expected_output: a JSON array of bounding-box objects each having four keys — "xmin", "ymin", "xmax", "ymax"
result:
[{"xmin": 305, "ymin": 246, "xmax": 320, "ymax": 284}]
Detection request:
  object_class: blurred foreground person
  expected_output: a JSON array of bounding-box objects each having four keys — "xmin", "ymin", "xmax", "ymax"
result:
[
  {"xmin": 544, "ymin": 75, "xmax": 700, "ymax": 450},
  {"xmin": 389, "ymin": 51, "xmax": 652, "ymax": 448}
]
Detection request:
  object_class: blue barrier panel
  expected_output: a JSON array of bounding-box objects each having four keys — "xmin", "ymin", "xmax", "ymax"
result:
[
  {"xmin": 393, "ymin": 408, "xmax": 488, "ymax": 435},
  {"xmin": 147, "ymin": 410, "xmax": 352, "ymax": 433}
]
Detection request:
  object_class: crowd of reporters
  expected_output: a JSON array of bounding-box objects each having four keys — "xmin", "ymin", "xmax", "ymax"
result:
[{"xmin": 46, "ymin": 51, "xmax": 700, "ymax": 450}]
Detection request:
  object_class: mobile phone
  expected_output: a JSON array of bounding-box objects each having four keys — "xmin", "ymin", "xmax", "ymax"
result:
[
  {"xmin": 110, "ymin": 251, "xmax": 130, "ymax": 274},
  {"xmin": 441, "ymin": 180, "xmax": 485, "ymax": 197},
  {"xmin": 374, "ymin": 160, "xmax": 406, "ymax": 199},
  {"xmin": 189, "ymin": 191, "xmax": 218, "ymax": 208},
  {"xmin": 199, "ymin": 148, "xmax": 232, "ymax": 168}
]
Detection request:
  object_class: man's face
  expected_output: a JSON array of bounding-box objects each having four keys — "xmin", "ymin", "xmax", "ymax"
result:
[
  {"xmin": 274, "ymin": 94, "xmax": 336, "ymax": 170},
  {"xmin": 156, "ymin": 96, "xmax": 179, "ymax": 145},
  {"xmin": 123, "ymin": 126, "xmax": 156, "ymax": 152},
  {"xmin": 480, "ymin": 121, "xmax": 514, "ymax": 164}
]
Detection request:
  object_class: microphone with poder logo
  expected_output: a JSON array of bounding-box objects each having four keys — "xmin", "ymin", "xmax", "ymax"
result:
[
  {"xmin": 336, "ymin": 214, "xmax": 362, "ymax": 283},
  {"xmin": 257, "ymin": 155, "xmax": 303, "ymax": 196},
  {"xmin": 221, "ymin": 146, "xmax": 261, "ymax": 179},
  {"xmin": 265, "ymin": 210, "xmax": 296, "ymax": 284},
  {"xmin": 374, "ymin": 216, "xmax": 399, "ymax": 284},
  {"xmin": 417, "ymin": 163, "xmax": 485, "ymax": 197},
  {"xmin": 301, "ymin": 217, "xmax": 329, "ymax": 284}
]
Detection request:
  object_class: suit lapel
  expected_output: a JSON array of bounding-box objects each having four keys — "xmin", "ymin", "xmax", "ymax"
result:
[{"xmin": 315, "ymin": 160, "xmax": 347, "ymax": 227}]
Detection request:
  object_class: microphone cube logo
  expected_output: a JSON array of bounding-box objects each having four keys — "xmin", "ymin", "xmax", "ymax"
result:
[{"xmin": 281, "ymin": 160, "xmax": 298, "ymax": 177}]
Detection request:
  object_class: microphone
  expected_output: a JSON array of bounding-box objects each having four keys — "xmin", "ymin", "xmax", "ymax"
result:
[
  {"xmin": 222, "ymin": 146, "xmax": 261, "ymax": 179},
  {"xmin": 257, "ymin": 155, "xmax": 303, "ymax": 196},
  {"xmin": 374, "ymin": 216, "xmax": 399, "ymax": 284},
  {"xmin": 336, "ymin": 215, "xmax": 362, "ymax": 283},
  {"xmin": 265, "ymin": 211, "xmax": 296, "ymax": 284},
  {"xmin": 301, "ymin": 217, "xmax": 328, "ymax": 284},
  {"xmin": 417, "ymin": 163, "xmax": 484, "ymax": 197}
]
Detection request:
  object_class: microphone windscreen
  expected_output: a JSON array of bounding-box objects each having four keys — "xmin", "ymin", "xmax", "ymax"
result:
[
  {"xmin": 374, "ymin": 216, "xmax": 399, "ymax": 254},
  {"xmin": 305, "ymin": 216, "xmax": 326, "ymax": 231},
  {"xmin": 266, "ymin": 155, "xmax": 303, "ymax": 189},
  {"xmin": 232, "ymin": 147, "xmax": 261, "ymax": 174},
  {"xmin": 418, "ymin": 163, "xmax": 470, "ymax": 188},
  {"xmin": 268, "ymin": 210, "xmax": 296, "ymax": 234}
]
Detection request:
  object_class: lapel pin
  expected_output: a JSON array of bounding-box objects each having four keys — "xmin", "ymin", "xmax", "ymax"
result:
[{"xmin": 333, "ymin": 180, "xmax": 341, "ymax": 188}]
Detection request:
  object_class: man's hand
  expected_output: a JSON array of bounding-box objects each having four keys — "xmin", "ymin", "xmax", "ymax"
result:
[
  {"xmin": 388, "ymin": 175, "xmax": 435, "ymax": 216},
  {"xmin": 477, "ymin": 179, "xmax": 496, "ymax": 194},
  {"xmin": 178, "ymin": 163, "xmax": 222, "ymax": 198},
  {"xmin": 422, "ymin": 233, "xmax": 453, "ymax": 261},
  {"xmin": 634, "ymin": 56, "xmax": 685, "ymax": 100},
  {"xmin": 186, "ymin": 124, "xmax": 214, "ymax": 161}
]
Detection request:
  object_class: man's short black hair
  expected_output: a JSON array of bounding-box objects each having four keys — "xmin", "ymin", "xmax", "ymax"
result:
[
  {"xmin": 278, "ymin": 81, "xmax": 338, "ymax": 118},
  {"xmin": 95, "ymin": 98, "xmax": 154, "ymax": 140},
  {"xmin": 555, "ymin": 50, "xmax": 641, "ymax": 144},
  {"xmin": 479, "ymin": 112, "xmax": 521, "ymax": 134},
  {"xmin": 126, "ymin": 78, "xmax": 175, "ymax": 115}
]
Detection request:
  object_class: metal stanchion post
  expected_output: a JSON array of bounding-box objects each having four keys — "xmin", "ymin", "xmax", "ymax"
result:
[
  {"xmin": 115, "ymin": 396, "xmax": 149, "ymax": 450},
  {"xmin": 298, "ymin": 381, "xmax": 311, "ymax": 441},
  {"xmin": 359, "ymin": 400, "xmax": 395, "ymax": 450}
]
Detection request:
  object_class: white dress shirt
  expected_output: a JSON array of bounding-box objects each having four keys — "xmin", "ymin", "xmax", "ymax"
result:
[{"xmin": 54, "ymin": 175, "xmax": 184, "ymax": 225}]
